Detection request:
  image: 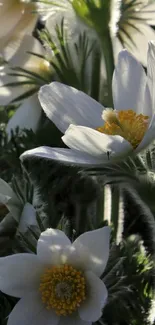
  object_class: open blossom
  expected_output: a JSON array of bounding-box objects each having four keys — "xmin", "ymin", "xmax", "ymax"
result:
[
  {"xmin": 21, "ymin": 42, "xmax": 155, "ymax": 166},
  {"xmin": 0, "ymin": 0, "xmax": 38, "ymax": 60},
  {"xmin": 0, "ymin": 226, "xmax": 110, "ymax": 325}
]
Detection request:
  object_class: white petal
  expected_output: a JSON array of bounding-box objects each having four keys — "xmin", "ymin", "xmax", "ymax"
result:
[
  {"xmin": 37, "ymin": 228, "xmax": 71, "ymax": 265},
  {"xmin": 0, "ymin": 178, "xmax": 17, "ymax": 202},
  {"xmin": 123, "ymin": 24, "xmax": 155, "ymax": 67},
  {"xmin": 10, "ymin": 35, "xmax": 45, "ymax": 68},
  {"xmin": 46, "ymin": 8, "xmax": 79, "ymax": 45},
  {"xmin": 0, "ymin": 85, "xmax": 24, "ymax": 106},
  {"xmin": 6, "ymin": 94, "xmax": 41, "ymax": 139},
  {"xmin": 7, "ymin": 292, "xmax": 59, "ymax": 325},
  {"xmin": 18, "ymin": 203, "xmax": 38, "ymax": 233},
  {"xmin": 147, "ymin": 41, "xmax": 155, "ymax": 114},
  {"xmin": 79, "ymin": 271, "xmax": 107, "ymax": 322},
  {"xmin": 20, "ymin": 146, "xmax": 107, "ymax": 166},
  {"xmin": 46, "ymin": 11, "xmax": 93, "ymax": 84},
  {"xmin": 0, "ymin": 178, "xmax": 21, "ymax": 219},
  {"xmin": 73, "ymin": 227, "xmax": 110, "ymax": 276},
  {"xmin": 0, "ymin": 65, "xmax": 25, "ymax": 105},
  {"xmin": 0, "ymin": 35, "xmax": 47, "ymax": 106},
  {"xmin": 0, "ymin": 2, "xmax": 22, "ymax": 39},
  {"xmin": 38, "ymin": 82, "xmax": 104, "ymax": 133},
  {"xmin": 135, "ymin": 113, "xmax": 155, "ymax": 153},
  {"xmin": 112, "ymin": 37, "xmax": 123, "ymax": 65},
  {"xmin": 143, "ymin": 83, "xmax": 152, "ymax": 118},
  {"xmin": 137, "ymin": 3, "xmax": 155, "ymax": 24},
  {"xmin": 112, "ymin": 50, "xmax": 147, "ymax": 114},
  {"xmin": 0, "ymin": 254, "xmax": 44, "ymax": 297},
  {"xmin": 58, "ymin": 313, "xmax": 91, "ymax": 325},
  {"xmin": 63, "ymin": 125, "xmax": 133, "ymax": 159},
  {"xmin": 0, "ymin": 3, "xmax": 38, "ymax": 61}
]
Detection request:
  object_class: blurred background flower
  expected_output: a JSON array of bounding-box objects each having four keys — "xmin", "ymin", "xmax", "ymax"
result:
[
  {"xmin": 0, "ymin": 0, "xmax": 38, "ymax": 60},
  {"xmin": 112, "ymin": 0, "xmax": 155, "ymax": 65},
  {"xmin": 0, "ymin": 35, "xmax": 53, "ymax": 136},
  {"xmin": 38, "ymin": 0, "xmax": 155, "ymax": 66}
]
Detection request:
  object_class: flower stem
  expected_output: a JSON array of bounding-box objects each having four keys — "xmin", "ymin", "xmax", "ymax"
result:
[
  {"xmin": 90, "ymin": 46, "xmax": 101, "ymax": 101},
  {"xmin": 75, "ymin": 203, "xmax": 88, "ymax": 235},
  {"xmin": 99, "ymin": 28, "xmax": 114, "ymax": 107}
]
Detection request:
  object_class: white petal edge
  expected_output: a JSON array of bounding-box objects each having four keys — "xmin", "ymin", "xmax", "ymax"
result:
[
  {"xmin": 135, "ymin": 113, "xmax": 155, "ymax": 153},
  {"xmin": 0, "ymin": 3, "xmax": 38, "ymax": 61},
  {"xmin": 79, "ymin": 271, "xmax": 108, "ymax": 322},
  {"xmin": 6, "ymin": 94, "xmax": 42, "ymax": 139},
  {"xmin": 18, "ymin": 203, "xmax": 38, "ymax": 233},
  {"xmin": 123, "ymin": 24, "xmax": 155, "ymax": 67},
  {"xmin": 73, "ymin": 226, "xmax": 110, "ymax": 277},
  {"xmin": 147, "ymin": 41, "xmax": 155, "ymax": 115},
  {"xmin": 20, "ymin": 146, "xmax": 108, "ymax": 166},
  {"xmin": 0, "ymin": 178, "xmax": 21, "ymax": 219},
  {"xmin": 0, "ymin": 178, "xmax": 18, "ymax": 202},
  {"xmin": 0, "ymin": 254, "xmax": 45, "ymax": 297},
  {"xmin": 7, "ymin": 292, "xmax": 59, "ymax": 325},
  {"xmin": 37, "ymin": 228, "xmax": 71, "ymax": 265},
  {"xmin": 10, "ymin": 35, "xmax": 45, "ymax": 68},
  {"xmin": 38, "ymin": 82, "xmax": 104, "ymax": 133},
  {"xmin": 112, "ymin": 49, "xmax": 148, "ymax": 115},
  {"xmin": 62, "ymin": 125, "xmax": 133, "ymax": 159},
  {"xmin": 58, "ymin": 313, "xmax": 91, "ymax": 325}
]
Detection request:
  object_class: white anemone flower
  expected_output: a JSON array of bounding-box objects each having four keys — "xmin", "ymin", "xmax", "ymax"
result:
[
  {"xmin": 21, "ymin": 42, "xmax": 155, "ymax": 166},
  {"xmin": 0, "ymin": 0, "xmax": 38, "ymax": 60},
  {"xmin": 0, "ymin": 226, "xmax": 110, "ymax": 325},
  {"xmin": 0, "ymin": 35, "xmax": 52, "ymax": 137}
]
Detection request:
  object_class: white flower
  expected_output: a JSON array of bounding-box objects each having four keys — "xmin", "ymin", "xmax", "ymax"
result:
[
  {"xmin": 39, "ymin": 0, "xmax": 155, "ymax": 66},
  {"xmin": 0, "ymin": 35, "xmax": 52, "ymax": 136},
  {"xmin": 0, "ymin": 0, "xmax": 38, "ymax": 60},
  {"xmin": 112, "ymin": 0, "xmax": 155, "ymax": 66},
  {"xmin": 21, "ymin": 42, "xmax": 155, "ymax": 166},
  {"xmin": 0, "ymin": 226, "xmax": 110, "ymax": 325},
  {"xmin": 0, "ymin": 178, "xmax": 38, "ymax": 233},
  {"xmin": 44, "ymin": 0, "xmax": 92, "ymax": 44}
]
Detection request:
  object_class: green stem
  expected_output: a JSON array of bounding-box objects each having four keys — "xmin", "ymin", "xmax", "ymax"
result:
[
  {"xmin": 75, "ymin": 203, "xmax": 88, "ymax": 236},
  {"xmin": 111, "ymin": 186, "xmax": 120, "ymax": 240},
  {"xmin": 90, "ymin": 46, "xmax": 101, "ymax": 101},
  {"xmin": 96, "ymin": 188, "xmax": 104, "ymax": 227},
  {"xmin": 99, "ymin": 28, "xmax": 115, "ymax": 107}
]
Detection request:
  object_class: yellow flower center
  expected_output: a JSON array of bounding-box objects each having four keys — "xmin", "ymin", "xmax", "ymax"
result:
[
  {"xmin": 39, "ymin": 264, "xmax": 86, "ymax": 316},
  {"xmin": 97, "ymin": 109, "xmax": 149, "ymax": 149}
]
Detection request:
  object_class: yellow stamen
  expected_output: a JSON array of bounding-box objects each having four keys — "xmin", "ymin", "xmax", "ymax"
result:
[
  {"xmin": 97, "ymin": 109, "xmax": 149, "ymax": 149},
  {"xmin": 39, "ymin": 264, "xmax": 86, "ymax": 316}
]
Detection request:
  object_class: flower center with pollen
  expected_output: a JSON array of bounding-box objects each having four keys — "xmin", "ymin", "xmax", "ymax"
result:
[
  {"xmin": 39, "ymin": 264, "xmax": 86, "ymax": 316},
  {"xmin": 96, "ymin": 109, "xmax": 149, "ymax": 149}
]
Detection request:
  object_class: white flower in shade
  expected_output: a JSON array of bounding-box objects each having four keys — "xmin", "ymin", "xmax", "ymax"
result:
[
  {"xmin": 0, "ymin": 35, "xmax": 52, "ymax": 136},
  {"xmin": 21, "ymin": 42, "xmax": 155, "ymax": 166},
  {"xmin": 0, "ymin": 0, "xmax": 38, "ymax": 60},
  {"xmin": 0, "ymin": 226, "xmax": 110, "ymax": 325},
  {"xmin": 0, "ymin": 178, "xmax": 38, "ymax": 233}
]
